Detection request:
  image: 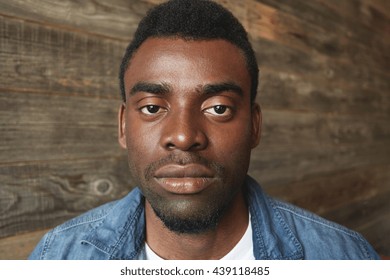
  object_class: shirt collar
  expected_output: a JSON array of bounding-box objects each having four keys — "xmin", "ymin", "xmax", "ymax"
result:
[
  {"xmin": 81, "ymin": 188, "xmax": 146, "ymax": 260},
  {"xmin": 81, "ymin": 177, "xmax": 304, "ymax": 260},
  {"xmin": 246, "ymin": 176, "xmax": 304, "ymax": 260}
]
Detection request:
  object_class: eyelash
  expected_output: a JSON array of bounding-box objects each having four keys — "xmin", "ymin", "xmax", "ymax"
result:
[
  {"xmin": 139, "ymin": 104, "xmax": 234, "ymax": 121},
  {"xmin": 140, "ymin": 105, "xmax": 165, "ymax": 115},
  {"xmin": 204, "ymin": 105, "xmax": 231, "ymax": 115}
]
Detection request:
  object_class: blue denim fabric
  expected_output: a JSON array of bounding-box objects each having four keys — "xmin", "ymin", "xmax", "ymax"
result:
[{"xmin": 29, "ymin": 176, "xmax": 379, "ymax": 260}]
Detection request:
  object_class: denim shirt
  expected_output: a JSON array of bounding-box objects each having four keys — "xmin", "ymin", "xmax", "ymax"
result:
[{"xmin": 29, "ymin": 176, "xmax": 379, "ymax": 260}]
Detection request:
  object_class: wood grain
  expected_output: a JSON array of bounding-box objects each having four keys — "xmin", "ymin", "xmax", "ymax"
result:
[
  {"xmin": 257, "ymin": 0, "xmax": 389, "ymax": 50},
  {"xmin": 259, "ymin": 67, "xmax": 390, "ymax": 118},
  {"xmin": 324, "ymin": 189, "xmax": 390, "ymax": 255},
  {"xmin": 0, "ymin": 229, "xmax": 48, "ymax": 260},
  {"xmin": 0, "ymin": 16, "xmax": 126, "ymax": 98},
  {"xmin": 0, "ymin": 0, "xmax": 153, "ymax": 40},
  {"xmin": 249, "ymin": 108, "xmax": 390, "ymax": 186},
  {"xmin": 261, "ymin": 164, "xmax": 390, "ymax": 255},
  {"xmin": 0, "ymin": 92, "xmax": 123, "ymax": 163},
  {"xmin": 0, "ymin": 156, "xmax": 133, "ymax": 239},
  {"xmin": 263, "ymin": 164, "xmax": 390, "ymax": 214},
  {"xmin": 0, "ymin": 0, "xmax": 389, "ymax": 257}
]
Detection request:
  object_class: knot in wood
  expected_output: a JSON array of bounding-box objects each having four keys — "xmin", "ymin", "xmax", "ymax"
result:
[{"xmin": 93, "ymin": 179, "xmax": 112, "ymax": 195}]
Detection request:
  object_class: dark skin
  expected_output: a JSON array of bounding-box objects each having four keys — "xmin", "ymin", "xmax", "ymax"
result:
[{"xmin": 118, "ymin": 38, "xmax": 262, "ymax": 259}]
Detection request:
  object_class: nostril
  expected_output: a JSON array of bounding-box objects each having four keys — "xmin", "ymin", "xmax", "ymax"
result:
[
  {"xmin": 191, "ymin": 143, "xmax": 201, "ymax": 149},
  {"xmin": 161, "ymin": 124, "xmax": 208, "ymax": 151},
  {"xmin": 166, "ymin": 143, "xmax": 175, "ymax": 150},
  {"xmin": 164, "ymin": 139, "xmax": 204, "ymax": 151}
]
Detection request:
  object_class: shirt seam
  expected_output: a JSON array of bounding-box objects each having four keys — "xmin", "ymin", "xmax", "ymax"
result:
[
  {"xmin": 53, "ymin": 214, "xmax": 108, "ymax": 234},
  {"xmin": 110, "ymin": 201, "xmax": 145, "ymax": 260},
  {"xmin": 275, "ymin": 205, "xmax": 361, "ymax": 239}
]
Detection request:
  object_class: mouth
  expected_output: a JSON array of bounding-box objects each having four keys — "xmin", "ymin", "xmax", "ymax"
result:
[{"xmin": 153, "ymin": 164, "xmax": 216, "ymax": 194}]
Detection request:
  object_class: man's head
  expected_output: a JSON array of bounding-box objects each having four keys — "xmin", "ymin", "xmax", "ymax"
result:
[
  {"xmin": 119, "ymin": 0, "xmax": 259, "ymax": 103},
  {"xmin": 118, "ymin": 0, "xmax": 261, "ymax": 235}
]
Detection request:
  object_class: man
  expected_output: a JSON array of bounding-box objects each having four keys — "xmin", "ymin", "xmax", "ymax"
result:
[{"xmin": 29, "ymin": 0, "xmax": 379, "ymax": 260}]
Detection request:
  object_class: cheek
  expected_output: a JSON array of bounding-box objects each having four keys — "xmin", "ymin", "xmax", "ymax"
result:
[
  {"xmin": 125, "ymin": 119, "xmax": 160, "ymax": 175},
  {"xmin": 209, "ymin": 119, "xmax": 253, "ymax": 165}
]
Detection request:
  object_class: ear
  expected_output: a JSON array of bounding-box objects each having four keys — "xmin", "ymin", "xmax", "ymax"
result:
[
  {"xmin": 118, "ymin": 103, "xmax": 127, "ymax": 149},
  {"xmin": 250, "ymin": 103, "xmax": 262, "ymax": 149}
]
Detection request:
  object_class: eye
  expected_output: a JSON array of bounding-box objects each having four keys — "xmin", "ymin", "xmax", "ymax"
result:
[
  {"xmin": 204, "ymin": 105, "xmax": 231, "ymax": 116},
  {"xmin": 140, "ymin": 105, "xmax": 165, "ymax": 115}
]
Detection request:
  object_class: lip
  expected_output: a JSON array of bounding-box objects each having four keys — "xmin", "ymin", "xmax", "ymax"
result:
[{"xmin": 153, "ymin": 164, "xmax": 215, "ymax": 194}]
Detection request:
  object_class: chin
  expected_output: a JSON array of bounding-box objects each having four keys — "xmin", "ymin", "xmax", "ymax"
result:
[
  {"xmin": 145, "ymin": 189, "xmax": 232, "ymax": 234},
  {"xmin": 140, "ymin": 173, "xmax": 242, "ymax": 234},
  {"xmin": 151, "ymin": 201, "xmax": 225, "ymax": 234}
]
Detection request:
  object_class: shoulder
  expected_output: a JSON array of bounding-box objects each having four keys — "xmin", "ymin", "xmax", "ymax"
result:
[
  {"xmin": 270, "ymin": 198, "xmax": 379, "ymax": 259},
  {"xmin": 245, "ymin": 176, "xmax": 378, "ymax": 259},
  {"xmin": 29, "ymin": 188, "xmax": 142, "ymax": 260},
  {"xmin": 29, "ymin": 200, "xmax": 116, "ymax": 260}
]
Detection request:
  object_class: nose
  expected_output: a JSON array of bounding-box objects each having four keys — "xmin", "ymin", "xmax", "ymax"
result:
[{"xmin": 160, "ymin": 111, "xmax": 208, "ymax": 151}]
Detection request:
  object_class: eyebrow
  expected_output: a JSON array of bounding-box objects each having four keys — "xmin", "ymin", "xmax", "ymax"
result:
[
  {"xmin": 201, "ymin": 82, "xmax": 243, "ymax": 96},
  {"xmin": 129, "ymin": 81, "xmax": 243, "ymax": 96},
  {"xmin": 130, "ymin": 82, "xmax": 171, "ymax": 95}
]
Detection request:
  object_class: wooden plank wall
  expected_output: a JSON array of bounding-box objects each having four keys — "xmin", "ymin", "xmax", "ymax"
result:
[{"xmin": 0, "ymin": 0, "xmax": 388, "ymax": 259}]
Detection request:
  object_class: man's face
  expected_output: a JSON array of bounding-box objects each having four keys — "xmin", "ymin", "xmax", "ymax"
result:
[{"xmin": 119, "ymin": 38, "xmax": 261, "ymax": 233}]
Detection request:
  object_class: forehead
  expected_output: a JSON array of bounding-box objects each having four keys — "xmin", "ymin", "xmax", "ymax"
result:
[{"xmin": 124, "ymin": 38, "xmax": 251, "ymax": 97}]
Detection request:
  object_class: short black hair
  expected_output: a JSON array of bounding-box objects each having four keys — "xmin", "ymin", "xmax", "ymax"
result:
[{"xmin": 119, "ymin": 0, "xmax": 259, "ymax": 102}]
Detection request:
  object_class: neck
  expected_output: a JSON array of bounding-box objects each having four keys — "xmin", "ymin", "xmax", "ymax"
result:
[{"xmin": 144, "ymin": 190, "xmax": 249, "ymax": 259}]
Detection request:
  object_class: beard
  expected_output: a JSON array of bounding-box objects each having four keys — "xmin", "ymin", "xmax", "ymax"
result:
[
  {"xmin": 150, "ymin": 194, "xmax": 227, "ymax": 234},
  {"xmin": 137, "ymin": 152, "xmax": 240, "ymax": 234}
]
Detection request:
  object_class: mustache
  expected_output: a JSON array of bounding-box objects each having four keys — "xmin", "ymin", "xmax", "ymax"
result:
[{"xmin": 144, "ymin": 153, "xmax": 225, "ymax": 181}]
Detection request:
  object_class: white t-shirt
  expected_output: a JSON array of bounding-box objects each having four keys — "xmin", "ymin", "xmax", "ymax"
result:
[{"xmin": 137, "ymin": 217, "xmax": 255, "ymax": 260}]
